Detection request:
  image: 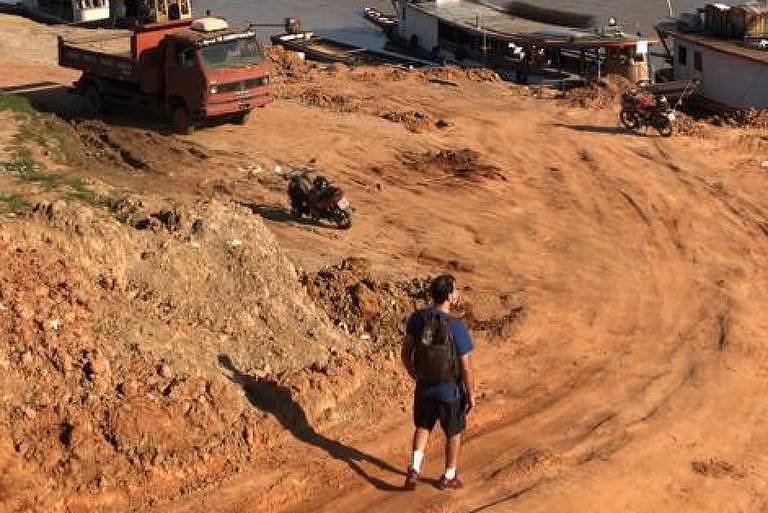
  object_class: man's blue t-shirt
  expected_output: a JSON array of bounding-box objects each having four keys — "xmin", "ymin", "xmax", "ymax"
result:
[{"xmin": 406, "ymin": 307, "xmax": 474, "ymax": 403}]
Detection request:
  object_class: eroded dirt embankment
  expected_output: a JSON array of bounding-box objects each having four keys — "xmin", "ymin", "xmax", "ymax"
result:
[{"xmin": 0, "ymin": 199, "xmax": 353, "ymax": 511}]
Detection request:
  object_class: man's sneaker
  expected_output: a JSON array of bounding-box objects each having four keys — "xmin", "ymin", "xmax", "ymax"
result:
[
  {"xmin": 438, "ymin": 475, "xmax": 464, "ymax": 490},
  {"xmin": 403, "ymin": 468, "xmax": 420, "ymax": 490}
]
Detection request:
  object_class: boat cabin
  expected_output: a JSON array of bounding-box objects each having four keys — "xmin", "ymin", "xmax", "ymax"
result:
[
  {"xmin": 110, "ymin": 0, "xmax": 192, "ymax": 25},
  {"xmin": 390, "ymin": 0, "xmax": 652, "ymax": 82},
  {"xmin": 21, "ymin": 0, "xmax": 191, "ymax": 26},
  {"xmin": 22, "ymin": 0, "xmax": 110, "ymax": 23}
]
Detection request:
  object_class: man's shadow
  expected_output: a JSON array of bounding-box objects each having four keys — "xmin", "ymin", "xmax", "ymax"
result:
[{"xmin": 218, "ymin": 354, "xmax": 406, "ymax": 491}]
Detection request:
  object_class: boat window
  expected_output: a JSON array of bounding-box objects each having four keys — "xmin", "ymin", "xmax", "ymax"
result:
[
  {"xmin": 678, "ymin": 44, "xmax": 687, "ymax": 65},
  {"xmin": 694, "ymin": 51, "xmax": 702, "ymax": 71},
  {"xmin": 200, "ymin": 37, "xmax": 265, "ymax": 70}
]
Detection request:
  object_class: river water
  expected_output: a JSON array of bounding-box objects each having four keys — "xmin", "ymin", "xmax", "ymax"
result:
[{"xmin": 191, "ymin": 0, "xmax": 740, "ymax": 48}]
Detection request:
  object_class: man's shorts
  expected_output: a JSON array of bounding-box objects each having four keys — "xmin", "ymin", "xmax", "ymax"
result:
[{"xmin": 413, "ymin": 391, "xmax": 466, "ymax": 437}]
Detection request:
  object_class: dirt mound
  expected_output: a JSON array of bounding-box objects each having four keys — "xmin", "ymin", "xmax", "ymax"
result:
[
  {"xmin": 379, "ymin": 109, "xmax": 433, "ymax": 132},
  {"xmin": 422, "ymin": 66, "xmax": 502, "ymax": 84},
  {"xmin": 680, "ymin": 106, "xmax": 768, "ymax": 130},
  {"xmin": 295, "ymin": 87, "xmax": 362, "ymax": 113},
  {"xmin": 691, "ymin": 458, "xmax": 745, "ymax": 479},
  {"xmin": 265, "ymin": 45, "xmax": 316, "ymax": 83},
  {"xmin": 303, "ymin": 258, "xmax": 525, "ymax": 347},
  {"xmin": 0, "ymin": 199, "xmax": 349, "ymax": 512},
  {"xmin": 723, "ymin": 108, "xmax": 768, "ymax": 129},
  {"xmin": 8, "ymin": 109, "xmax": 211, "ymax": 176},
  {"xmin": 72, "ymin": 120, "xmax": 210, "ymax": 172},
  {"xmin": 303, "ymin": 258, "xmax": 430, "ymax": 346},
  {"xmin": 400, "ymin": 149, "xmax": 506, "ymax": 182},
  {"xmin": 565, "ymin": 75, "xmax": 634, "ymax": 109}
]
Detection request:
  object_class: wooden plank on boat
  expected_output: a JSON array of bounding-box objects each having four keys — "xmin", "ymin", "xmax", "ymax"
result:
[
  {"xmin": 363, "ymin": 6, "xmax": 398, "ymax": 29},
  {"xmin": 270, "ymin": 31, "xmax": 376, "ymax": 64}
]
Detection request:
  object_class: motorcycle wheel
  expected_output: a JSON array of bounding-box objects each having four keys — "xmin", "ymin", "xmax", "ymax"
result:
[
  {"xmin": 334, "ymin": 209, "xmax": 352, "ymax": 230},
  {"xmin": 288, "ymin": 198, "xmax": 302, "ymax": 218},
  {"xmin": 619, "ymin": 109, "xmax": 642, "ymax": 131},
  {"xmin": 656, "ymin": 117, "xmax": 673, "ymax": 138}
]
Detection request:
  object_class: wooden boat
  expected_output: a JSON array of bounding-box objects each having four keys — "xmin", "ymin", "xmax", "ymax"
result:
[
  {"xmin": 272, "ymin": 31, "xmax": 435, "ymax": 68},
  {"xmin": 645, "ymin": 78, "xmax": 700, "ymax": 103},
  {"xmin": 363, "ymin": 6, "xmax": 398, "ymax": 28},
  {"xmin": 271, "ymin": 31, "xmax": 376, "ymax": 65}
]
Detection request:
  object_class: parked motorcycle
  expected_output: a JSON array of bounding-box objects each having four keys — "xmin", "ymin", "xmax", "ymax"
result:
[
  {"xmin": 288, "ymin": 173, "xmax": 353, "ymax": 229},
  {"xmin": 620, "ymin": 90, "xmax": 675, "ymax": 137}
]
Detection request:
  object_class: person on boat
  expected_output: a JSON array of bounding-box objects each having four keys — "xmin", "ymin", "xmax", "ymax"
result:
[{"xmin": 401, "ymin": 274, "xmax": 476, "ymax": 491}]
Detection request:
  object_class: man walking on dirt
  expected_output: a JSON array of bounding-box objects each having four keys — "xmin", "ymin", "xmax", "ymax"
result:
[{"xmin": 401, "ymin": 274, "xmax": 475, "ymax": 490}]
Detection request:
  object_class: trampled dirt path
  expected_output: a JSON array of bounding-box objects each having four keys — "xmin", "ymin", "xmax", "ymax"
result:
[
  {"xmin": 1, "ymin": 13, "xmax": 768, "ymax": 513},
  {"xmin": 172, "ymin": 88, "xmax": 768, "ymax": 513}
]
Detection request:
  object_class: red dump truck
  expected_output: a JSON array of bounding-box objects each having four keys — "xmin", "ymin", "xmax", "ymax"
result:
[{"xmin": 58, "ymin": 17, "xmax": 272, "ymax": 133}]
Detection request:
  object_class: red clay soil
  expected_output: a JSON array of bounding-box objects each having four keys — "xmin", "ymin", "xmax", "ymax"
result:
[{"xmin": 0, "ymin": 13, "xmax": 768, "ymax": 513}]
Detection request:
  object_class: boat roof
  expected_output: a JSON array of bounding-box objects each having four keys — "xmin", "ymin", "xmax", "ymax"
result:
[
  {"xmin": 408, "ymin": 0, "xmax": 646, "ymax": 47},
  {"xmin": 670, "ymin": 31, "xmax": 768, "ymax": 65}
]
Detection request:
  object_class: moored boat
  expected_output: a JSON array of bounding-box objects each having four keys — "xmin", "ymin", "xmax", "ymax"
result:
[
  {"xmin": 270, "ymin": 31, "xmax": 374, "ymax": 65},
  {"xmin": 363, "ymin": 6, "xmax": 398, "ymax": 29}
]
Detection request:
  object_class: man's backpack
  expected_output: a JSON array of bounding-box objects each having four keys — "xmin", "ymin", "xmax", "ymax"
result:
[{"xmin": 413, "ymin": 310, "xmax": 460, "ymax": 384}]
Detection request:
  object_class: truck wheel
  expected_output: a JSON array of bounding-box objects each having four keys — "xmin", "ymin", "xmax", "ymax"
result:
[
  {"xmin": 82, "ymin": 85, "xmax": 103, "ymax": 118},
  {"xmin": 234, "ymin": 111, "xmax": 250, "ymax": 125},
  {"xmin": 171, "ymin": 105, "xmax": 194, "ymax": 135}
]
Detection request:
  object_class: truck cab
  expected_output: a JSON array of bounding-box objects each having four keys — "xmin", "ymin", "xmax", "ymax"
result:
[{"xmin": 161, "ymin": 19, "xmax": 272, "ymax": 131}]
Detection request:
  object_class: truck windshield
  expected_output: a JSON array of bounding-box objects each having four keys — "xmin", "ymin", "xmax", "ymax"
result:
[{"xmin": 200, "ymin": 38, "xmax": 264, "ymax": 69}]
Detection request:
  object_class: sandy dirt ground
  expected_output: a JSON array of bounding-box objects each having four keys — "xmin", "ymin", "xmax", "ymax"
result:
[{"xmin": 0, "ymin": 13, "xmax": 767, "ymax": 513}]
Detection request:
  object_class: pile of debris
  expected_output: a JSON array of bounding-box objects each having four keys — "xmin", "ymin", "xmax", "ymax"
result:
[
  {"xmin": 400, "ymin": 148, "xmax": 506, "ymax": 182},
  {"xmin": 566, "ymin": 75, "xmax": 635, "ymax": 109},
  {"xmin": 379, "ymin": 109, "xmax": 433, "ymax": 132},
  {"xmin": 302, "ymin": 257, "xmax": 525, "ymax": 349},
  {"xmin": 303, "ymin": 258, "xmax": 431, "ymax": 347},
  {"xmin": 0, "ymin": 199, "xmax": 348, "ymax": 512}
]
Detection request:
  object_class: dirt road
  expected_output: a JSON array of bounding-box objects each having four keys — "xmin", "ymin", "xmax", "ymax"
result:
[
  {"xmin": 1, "ymin": 13, "xmax": 767, "ymax": 513},
  {"xmin": 172, "ymin": 76, "xmax": 768, "ymax": 513}
]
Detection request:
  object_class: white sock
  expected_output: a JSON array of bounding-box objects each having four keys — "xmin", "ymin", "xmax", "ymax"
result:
[
  {"xmin": 444, "ymin": 467, "xmax": 457, "ymax": 480},
  {"xmin": 411, "ymin": 450, "xmax": 424, "ymax": 472}
]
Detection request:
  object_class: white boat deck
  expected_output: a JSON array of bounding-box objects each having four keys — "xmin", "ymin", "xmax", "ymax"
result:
[{"xmin": 410, "ymin": 0, "xmax": 640, "ymax": 44}]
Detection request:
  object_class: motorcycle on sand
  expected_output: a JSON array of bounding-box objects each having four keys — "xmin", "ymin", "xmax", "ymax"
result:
[
  {"xmin": 620, "ymin": 90, "xmax": 675, "ymax": 137},
  {"xmin": 288, "ymin": 173, "xmax": 353, "ymax": 229}
]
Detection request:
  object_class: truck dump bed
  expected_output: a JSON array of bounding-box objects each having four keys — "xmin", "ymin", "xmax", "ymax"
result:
[
  {"xmin": 58, "ymin": 21, "xmax": 193, "ymax": 91},
  {"xmin": 58, "ymin": 31, "xmax": 138, "ymax": 83}
]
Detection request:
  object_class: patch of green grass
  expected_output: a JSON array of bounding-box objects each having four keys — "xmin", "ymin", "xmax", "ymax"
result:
[
  {"xmin": 0, "ymin": 192, "xmax": 31, "ymax": 215},
  {"xmin": 0, "ymin": 94, "xmax": 36, "ymax": 116},
  {"xmin": 0, "ymin": 92, "xmax": 73, "ymax": 166},
  {"xmin": 3, "ymin": 149, "xmax": 63, "ymax": 189},
  {"xmin": 2, "ymin": 149, "xmax": 135, "ymax": 221},
  {"xmin": 17, "ymin": 117, "xmax": 74, "ymax": 165},
  {"xmin": 0, "ymin": 99, "xmax": 136, "ymax": 222}
]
